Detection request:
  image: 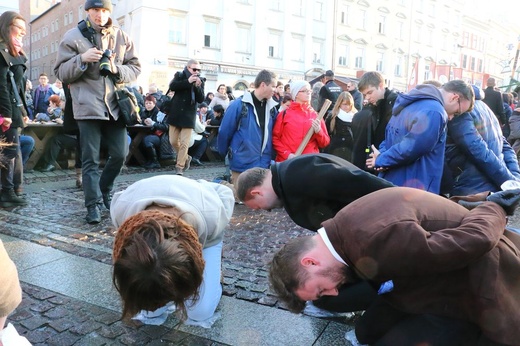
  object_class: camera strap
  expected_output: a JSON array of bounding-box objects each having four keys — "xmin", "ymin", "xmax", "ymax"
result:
[{"xmin": 77, "ymin": 19, "xmax": 96, "ymax": 46}]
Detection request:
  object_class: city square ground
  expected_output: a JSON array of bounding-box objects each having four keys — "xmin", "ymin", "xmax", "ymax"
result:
[{"xmin": 1, "ymin": 162, "xmax": 357, "ymax": 345}]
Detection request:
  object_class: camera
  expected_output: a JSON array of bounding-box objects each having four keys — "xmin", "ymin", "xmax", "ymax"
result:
[
  {"xmin": 99, "ymin": 49, "xmax": 113, "ymax": 76},
  {"xmin": 200, "ymin": 76, "xmax": 206, "ymax": 82}
]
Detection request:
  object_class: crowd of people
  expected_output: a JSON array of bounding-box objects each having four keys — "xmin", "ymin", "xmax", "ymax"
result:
[{"xmin": 2, "ymin": 0, "xmax": 520, "ymax": 344}]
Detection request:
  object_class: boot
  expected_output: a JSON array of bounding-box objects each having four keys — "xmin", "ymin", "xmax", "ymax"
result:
[
  {"xmin": 85, "ymin": 205, "xmax": 101, "ymax": 224},
  {"xmin": 143, "ymin": 147, "xmax": 161, "ymax": 169},
  {"xmin": 0, "ymin": 189, "xmax": 27, "ymax": 208},
  {"xmin": 75, "ymin": 168, "xmax": 82, "ymax": 188}
]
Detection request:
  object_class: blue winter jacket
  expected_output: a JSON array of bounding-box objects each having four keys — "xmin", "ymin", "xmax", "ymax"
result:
[
  {"xmin": 376, "ymin": 84, "xmax": 447, "ymax": 193},
  {"xmin": 217, "ymin": 92, "xmax": 278, "ymax": 172},
  {"xmin": 445, "ymin": 98, "xmax": 520, "ymax": 196}
]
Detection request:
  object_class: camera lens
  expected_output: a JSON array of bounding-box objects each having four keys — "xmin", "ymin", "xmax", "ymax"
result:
[{"xmin": 99, "ymin": 49, "xmax": 112, "ymax": 76}]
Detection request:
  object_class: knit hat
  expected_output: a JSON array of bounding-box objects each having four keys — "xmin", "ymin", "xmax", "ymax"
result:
[
  {"xmin": 85, "ymin": 0, "xmax": 113, "ymax": 12},
  {"xmin": 290, "ymin": 80, "xmax": 310, "ymax": 101}
]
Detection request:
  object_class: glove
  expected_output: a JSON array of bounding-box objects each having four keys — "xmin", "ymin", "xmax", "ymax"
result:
[{"xmin": 486, "ymin": 188, "xmax": 520, "ymax": 216}]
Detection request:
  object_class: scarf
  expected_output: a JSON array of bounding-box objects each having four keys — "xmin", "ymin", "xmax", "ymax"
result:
[{"xmin": 11, "ymin": 37, "xmax": 23, "ymax": 55}]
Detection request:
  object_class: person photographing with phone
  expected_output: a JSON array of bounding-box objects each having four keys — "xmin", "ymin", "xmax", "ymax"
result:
[{"xmin": 165, "ymin": 59, "xmax": 205, "ymax": 176}]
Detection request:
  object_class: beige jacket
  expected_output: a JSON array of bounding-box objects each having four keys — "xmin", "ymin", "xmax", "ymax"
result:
[{"xmin": 0, "ymin": 240, "xmax": 22, "ymax": 317}]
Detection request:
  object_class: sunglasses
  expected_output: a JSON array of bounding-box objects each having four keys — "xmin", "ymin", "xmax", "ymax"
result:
[{"xmin": 190, "ymin": 67, "xmax": 201, "ymax": 72}]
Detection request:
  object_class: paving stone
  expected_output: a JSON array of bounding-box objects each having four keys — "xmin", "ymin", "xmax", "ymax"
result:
[
  {"xmin": 68, "ymin": 320, "xmax": 103, "ymax": 335},
  {"xmin": 47, "ymin": 317, "xmax": 75, "ymax": 332},
  {"xmin": 73, "ymin": 332, "xmax": 113, "ymax": 346},
  {"xmin": 20, "ymin": 315, "xmax": 49, "ymax": 330},
  {"xmin": 93, "ymin": 310, "xmax": 121, "ymax": 325},
  {"xmin": 96, "ymin": 323, "xmax": 127, "ymax": 339},
  {"xmin": 29, "ymin": 301, "xmax": 56, "ymax": 313},
  {"xmin": 9, "ymin": 308, "xmax": 34, "ymax": 321},
  {"xmin": 43, "ymin": 306, "xmax": 70, "ymax": 319},
  {"xmin": 45, "ymin": 330, "xmax": 81, "ymax": 346},
  {"xmin": 25, "ymin": 326, "xmax": 58, "ymax": 344}
]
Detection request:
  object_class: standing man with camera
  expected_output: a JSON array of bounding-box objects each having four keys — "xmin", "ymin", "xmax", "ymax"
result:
[
  {"xmin": 166, "ymin": 59, "xmax": 205, "ymax": 175},
  {"xmin": 54, "ymin": 0, "xmax": 141, "ymax": 224}
]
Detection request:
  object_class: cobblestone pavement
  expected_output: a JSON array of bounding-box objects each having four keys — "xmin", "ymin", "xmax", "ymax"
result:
[
  {"xmin": 5, "ymin": 163, "xmax": 520, "ymax": 345},
  {"xmin": 1, "ymin": 163, "xmax": 322, "ymax": 345}
]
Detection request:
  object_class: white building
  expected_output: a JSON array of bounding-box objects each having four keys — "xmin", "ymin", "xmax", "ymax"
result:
[{"xmin": 19, "ymin": 0, "xmax": 520, "ymax": 94}]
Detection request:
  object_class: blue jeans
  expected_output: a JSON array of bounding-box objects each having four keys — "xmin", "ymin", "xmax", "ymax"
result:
[
  {"xmin": 19, "ymin": 135, "xmax": 35, "ymax": 166},
  {"xmin": 77, "ymin": 120, "xmax": 127, "ymax": 208}
]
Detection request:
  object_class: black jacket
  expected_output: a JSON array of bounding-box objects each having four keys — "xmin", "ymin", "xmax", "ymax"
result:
[
  {"xmin": 349, "ymin": 88, "xmax": 364, "ymax": 111},
  {"xmin": 351, "ymin": 88, "xmax": 398, "ymax": 171},
  {"xmin": 318, "ymin": 80, "xmax": 342, "ymax": 112},
  {"xmin": 271, "ymin": 153, "xmax": 394, "ymax": 231},
  {"xmin": 166, "ymin": 67, "xmax": 205, "ymax": 128},
  {"xmin": 0, "ymin": 43, "xmax": 28, "ymax": 129},
  {"xmin": 483, "ymin": 87, "xmax": 506, "ymax": 125}
]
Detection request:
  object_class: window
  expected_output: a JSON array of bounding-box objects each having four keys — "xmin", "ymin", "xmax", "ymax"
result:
[
  {"xmin": 358, "ymin": 10, "xmax": 366, "ymax": 30},
  {"xmin": 478, "ymin": 59, "xmax": 483, "ymax": 72},
  {"xmin": 203, "ymin": 19, "xmax": 220, "ymax": 49},
  {"xmin": 51, "ymin": 42, "xmax": 54, "ymax": 53},
  {"xmin": 471, "ymin": 35, "xmax": 478, "ymax": 50},
  {"xmin": 378, "ymin": 15, "xmax": 386, "ymax": 34},
  {"xmin": 376, "ymin": 52, "xmax": 384, "ymax": 72},
  {"xmin": 64, "ymin": 14, "xmax": 68, "ymax": 26},
  {"xmin": 169, "ymin": 15, "xmax": 186, "ymax": 44},
  {"xmin": 354, "ymin": 47, "xmax": 365, "ymax": 68},
  {"xmin": 293, "ymin": 0, "xmax": 304, "ymax": 16},
  {"xmin": 427, "ymin": 28, "xmax": 434, "ymax": 46},
  {"xmin": 55, "ymin": 19, "xmax": 59, "ymax": 30},
  {"xmin": 470, "ymin": 57, "xmax": 476, "ymax": 71},
  {"xmin": 394, "ymin": 55, "xmax": 403, "ymax": 76},
  {"xmin": 462, "ymin": 32, "xmax": 469, "ymax": 47},
  {"xmin": 414, "ymin": 24, "xmax": 422, "ymax": 42},
  {"xmin": 424, "ymin": 64, "xmax": 431, "ymax": 80},
  {"xmin": 78, "ymin": 5, "xmax": 84, "ymax": 21},
  {"xmin": 236, "ymin": 24, "xmax": 251, "ymax": 53},
  {"xmin": 69, "ymin": 11, "xmax": 73, "ymax": 24},
  {"xmin": 314, "ymin": 1, "xmax": 324, "ymax": 21},
  {"xmin": 270, "ymin": 0, "xmax": 282, "ymax": 11},
  {"xmin": 51, "ymin": 21, "xmax": 54, "ymax": 32},
  {"xmin": 312, "ymin": 40, "xmax": 323, "ymax": 64},
  {"xmin": 340, "ymin": 5, "xmax": 350, "ymax": 25},
  {"xmin": 462, "ymin": 54, "xmax": 468, "ymax": 69},
  {"xmin": 268, "ymin": 31, "xmax": 282, "ymax": 58},
  {"xmin": 290, "ymin": 35, "xmax": 304, "ymax": 62},
  {"xmin": 338, "ymin": 43, "xmax": 349, "ymax": 66},
  {"xmin": 396, "ymin": 21, "xmax": 404, "ymax": 40}
]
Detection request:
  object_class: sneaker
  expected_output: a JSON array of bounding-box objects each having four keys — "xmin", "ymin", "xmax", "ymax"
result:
[
  {"xmin": 85, "ymin": 205, "xmax": 101, "ymax": 224},
  {"xmin": 175, "ymin": 166, "xmax": 184, "ymax": 176},
  {"xmin": 38, "ymin": 164, "xmax": 56, "ymax": 172},
  {"xmin": 102, "ymin": 192, "xmax": 112, "ymax": 210},
  {"xmin": 191, "ymin": 158, "xmax": 204, "ymax": 166},
  {"xmin": 185, "ymin": 155, "xmax": 192, "ymax": 171},
  {"xmin": 0, "ymin": 190, "xmax": 27, "ymax": 208}
]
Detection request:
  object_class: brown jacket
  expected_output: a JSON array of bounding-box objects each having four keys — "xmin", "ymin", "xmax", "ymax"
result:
[{"xmin": 323, "ymin": 187, "xmax": 520, "ymax": 345}]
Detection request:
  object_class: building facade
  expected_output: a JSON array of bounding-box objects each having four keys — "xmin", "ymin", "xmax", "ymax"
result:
[{"xmin": 17, "ymin": 0, "xmax": 520, "ymax": 94}]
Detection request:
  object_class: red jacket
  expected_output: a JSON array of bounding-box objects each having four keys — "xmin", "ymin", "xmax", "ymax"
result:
[{"xmin": 272, "ymin": 102, "xmax": 330, "ymax": 162}]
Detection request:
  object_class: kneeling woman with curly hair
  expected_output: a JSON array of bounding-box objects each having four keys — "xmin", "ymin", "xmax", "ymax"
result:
[{"xmin": 111, "ymin": 175, "xmax": 234, "ymax": 326}]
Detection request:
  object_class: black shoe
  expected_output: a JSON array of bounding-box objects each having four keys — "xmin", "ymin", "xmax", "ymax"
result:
[
  {"xmin": 191, "ymin": 158, "xmax": 204, "ymax": 166},
  {"xmin": 143, "ymin": 160, "xmax": 161, "ymax": 169},
  {"xmin": 0, "ymin": 190, "xmax": 27, "ymax": 208},
  {"xmin": 102, "ymin": 192, "xmax": 112, "ymax": 210},
  {"xmin": 85, "ymin": 205, "xmax": 101, "ymax": 224},
  {"xmin": 39, "ymin": 164, "xmax": 56, "ymax": 172},
  {"xmin": 487, "ymin": 189, "xmax": 520, "ymax": 215}
]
